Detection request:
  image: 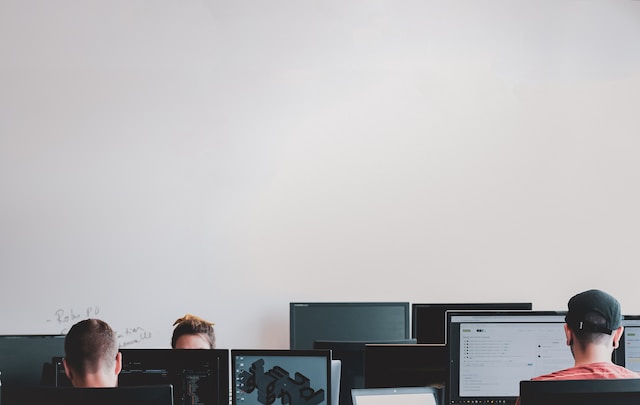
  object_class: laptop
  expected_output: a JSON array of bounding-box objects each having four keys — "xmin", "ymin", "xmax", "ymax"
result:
[{"xmin": 351, "ymin": 387, "xmax": 438, "ymax": 405}]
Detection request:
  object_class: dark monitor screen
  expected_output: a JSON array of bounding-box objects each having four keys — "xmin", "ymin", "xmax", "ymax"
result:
[
  {"xmin": 232, "ymin": 349, "xmax": 332, "ymax": 405},
  {"xmin": 2, "ymin": 385, "xmax": 174, "ymax": 405},
  {"xmin": 313, "ymin": 339, "xmax": 416, "ymax": 405},
  {"xmin": 519, "ymin": 379, "xmax": 640, "ymax": 405},
  {"xmin": 0, "ymin": 335, "xmax": 65, "ymax": 386},
  {"xmin": 363, "ymin": 343, "xmax": 448, "ymax": 390},
  {"xmin": 448, "ymin": 311, "xmax": 572, "ymax": 405},
  {"xmin": 290, "ymin": 302, "xmax": 410, "ymax": 350},
  {"xmin": 411, "ymin": 303, "xmax": 533, "ymax": 344},
  {"xmin": 54, "ymin": 349, "xmax": 229, "ymax": 405},
  {"xmin": 616, "ymin": 315, "xmax": 640, "ymax": 372}
]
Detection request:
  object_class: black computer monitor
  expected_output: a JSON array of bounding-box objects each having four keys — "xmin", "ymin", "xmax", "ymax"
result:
[
  {"xmin": 447, "ymin": 311, "xmax": 572, "ymax": 405},
  {"xmin": 54, "ymin": 349, "xmax": 229, "ymax": 405},
  {"xmin": 519, "ymin": 378, "xmax": 640, "ymax": 405},
  {"xmin": 289, "ymin": 302, "xmax": 410, "ymax": 350},
  {"xmin": 616, "ymin": 315, "xmax": 640, "ymax": 372},
  {"xmin": 232, "ymin": 349, "xmax": 332, "ymax": 405},
  {"xmin": 2, "ymin": 385, "xmax": 174, "ymax": 405},
  {"xmin": 363, "ymin": 343, "xmax": 448, "ymax": 389},
  {"xmin": 0, "ymin": 335, "xmax": 65, "ymax": 387},
  {"xmin": 313, "ymin": 339, "xmax": 416, "ymax": 405},
  {"xmin": 411, "ymin": 302, "xmax": 533, "ymax": 344}
]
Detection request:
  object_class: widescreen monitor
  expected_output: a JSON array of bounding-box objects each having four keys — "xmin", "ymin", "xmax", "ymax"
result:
[
  {"xmin": 411, "ymin": 302, "xmax": 532, "ymax": 344},
  {"xmin": 519, "ymin": 378, "xmax": 640, "ymax": 405},
  {"xmin": 616, "ymin": 315, "xmax": 640, "ymax": 372},
  {"xmin": 290, "ymin": 302, "xmax": 410, "ymax": 350},
  {"xmin": 0, "ymin": 335, "xmax": 65, "ymax": 386},
  {"xmin": 313, "ymin": 339, "xmax": 416, "ymax": 405},
  {"xmin": 54, "ymin": 349, "xmax": 229, "ymax": 405},
  {"xmin": 232, "ymin": 349, "xmax": 332, "ymax": 405},
  {"xmin": 1, "ymin": 385, "xmax": 174, "ymax": 405},
  {"xmin": 447, "ymin": 311, "xmax": 572, "ymax": 405}
]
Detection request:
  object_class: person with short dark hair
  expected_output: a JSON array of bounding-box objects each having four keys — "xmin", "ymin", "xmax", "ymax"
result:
[
  {"xmin": 171, "ymin": 314, "xmax": 215, "ymax": 349},
  {"xmin": 515, "ymin": 289, "xmax": 640, "ymax": 404},
  {"xmin": 63, "ymin": 318, "xmax": 121, "ymax": 387}
]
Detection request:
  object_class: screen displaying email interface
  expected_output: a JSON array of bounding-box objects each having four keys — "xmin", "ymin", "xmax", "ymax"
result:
[
  {"xmin": 619, "ymin": 317, "xmax": 640, "ymax": 372},
  {"xmin": 448, "ymin": 312, "xmax": 573, "ymax": 404}
]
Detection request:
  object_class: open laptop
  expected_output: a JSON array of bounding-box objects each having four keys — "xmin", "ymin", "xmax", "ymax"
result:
[{"xmin": 351, "ymin": 387, "xmax": 438, "ymax": 405}]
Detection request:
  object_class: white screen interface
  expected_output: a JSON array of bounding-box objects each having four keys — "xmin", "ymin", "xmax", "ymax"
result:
[
  {"xmin": 354, "ymin": 393, "xmax": 436, "ymax": 405},
  {"xmin": 453, "ymin": 315, "xmax": 574, "ymax": 398},
  {"xmin": 623, "ymin": 319, "xmax": 640, "ymax": 372}
]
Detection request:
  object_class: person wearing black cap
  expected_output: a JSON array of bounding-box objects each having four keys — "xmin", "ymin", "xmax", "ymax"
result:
[
  {"xmin": 514, "ymin": 289, "xmax": 640, "ymax": 405},
  {"xmin": 531, "ymin": 289, "xmax": 640, "ymax": 381}
]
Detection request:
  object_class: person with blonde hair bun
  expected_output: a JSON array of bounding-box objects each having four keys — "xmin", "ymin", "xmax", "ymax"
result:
[{"xmin": 171, "ymin": 314, "xmax": 215, "ymax": 349}]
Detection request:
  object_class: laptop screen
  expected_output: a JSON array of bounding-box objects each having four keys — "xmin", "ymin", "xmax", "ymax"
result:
[
  {"xmin": 232, "ymin": 349, "xmax": 332, "ymax": 405},
  {"xmin": 351, "ymin": 387, "xmax": 438, "ymax": 405},
  {"xmin": 447, "ymin": 311, "xmax": 573, "ymax": 405}
]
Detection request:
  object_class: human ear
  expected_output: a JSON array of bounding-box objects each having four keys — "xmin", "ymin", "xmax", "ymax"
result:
[
  {"xmin": 62, "ymin": 358, "xmax": 74, "ymax": 382},
  {"xmin": 612, "ymin": 326, "xmax": 624, "ymax": 349},
  {"xmin": 114, "ymin": 351, "xmax": 122, "ymax": 375}
]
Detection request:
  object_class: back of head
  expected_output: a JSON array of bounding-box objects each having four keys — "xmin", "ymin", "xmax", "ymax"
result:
[
  {"xmin": 171, "ymin": 314, "xmax": 215, "ymax": 349},
  {"xmin": 565, "ymin": 289, "xmax": 622, "ymax": 344},
  {"xmin": 64, "ymin": 319, "xmax": 118, "ymax": 376}
]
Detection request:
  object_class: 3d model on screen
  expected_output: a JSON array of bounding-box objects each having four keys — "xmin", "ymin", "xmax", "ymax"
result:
[{"xmin": 238, "ymin": 359, "xmax": 325, "ymax": 405}]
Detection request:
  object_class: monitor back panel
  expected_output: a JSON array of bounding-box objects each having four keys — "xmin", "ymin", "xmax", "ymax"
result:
[
  {"xmin": 519, "ymin": 379, "xmax": 640, "ymax": 405},
  {"xmin": 364, "ymin": 344, "xmax": 447, "ymax": 389},
  {"xmin": 2, "ymin": 385, "xmax": 174, "ymax": 405},
  {"xmin": 411, "ymin": 303, "xmax": 533, "ymax": 344}
]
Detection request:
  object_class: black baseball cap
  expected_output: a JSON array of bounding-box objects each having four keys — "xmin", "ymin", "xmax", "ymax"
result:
[{"xmin": 565, "ymin": 289, "xmax": 621, "ymax": 335}]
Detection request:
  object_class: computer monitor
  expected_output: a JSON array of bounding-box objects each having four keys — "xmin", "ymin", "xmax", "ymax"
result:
[
  {"xmin": 363, "ymin": 343, "xmax": 448, "ymax": 390},
  {"xmin": 411, "ymin": 303, "xmax": 533, "ymax": 344},
  {"xmin": 1, "ymin": 384, "xmax": 174, "ymax": 405},
  {"xmin": 616, "ymin": 315, "xmax": 640, "ymax": 372},
  {"xmin": 519, "ymin": 378, "xmax": 640, "ymax": 405},
  {"xmin": 447, "ymin": 311, "xmax": 573, "ymax": 405},
  {"xmin": 290, "ymin": 302, "xmax": 410, "ymax": 350},
  {"xmin": 313, "ymin": 339, "xmax": 416, "ymax": 405},
  {"xmin": 54, "ymin": 349, "xmax": 229, "ymax": 405},
  {"xmin": 0, "ymin": 335, "xmax": 65, "ymax": 386},
  {"xmin": 232, "ymin": 349, "xmax": 332, "ymax": 405}
]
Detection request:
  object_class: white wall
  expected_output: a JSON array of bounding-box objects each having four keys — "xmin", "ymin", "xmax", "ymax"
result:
[{"xmin": 1, "ymin": 0, "xmax": 640, "ymax": 349}]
